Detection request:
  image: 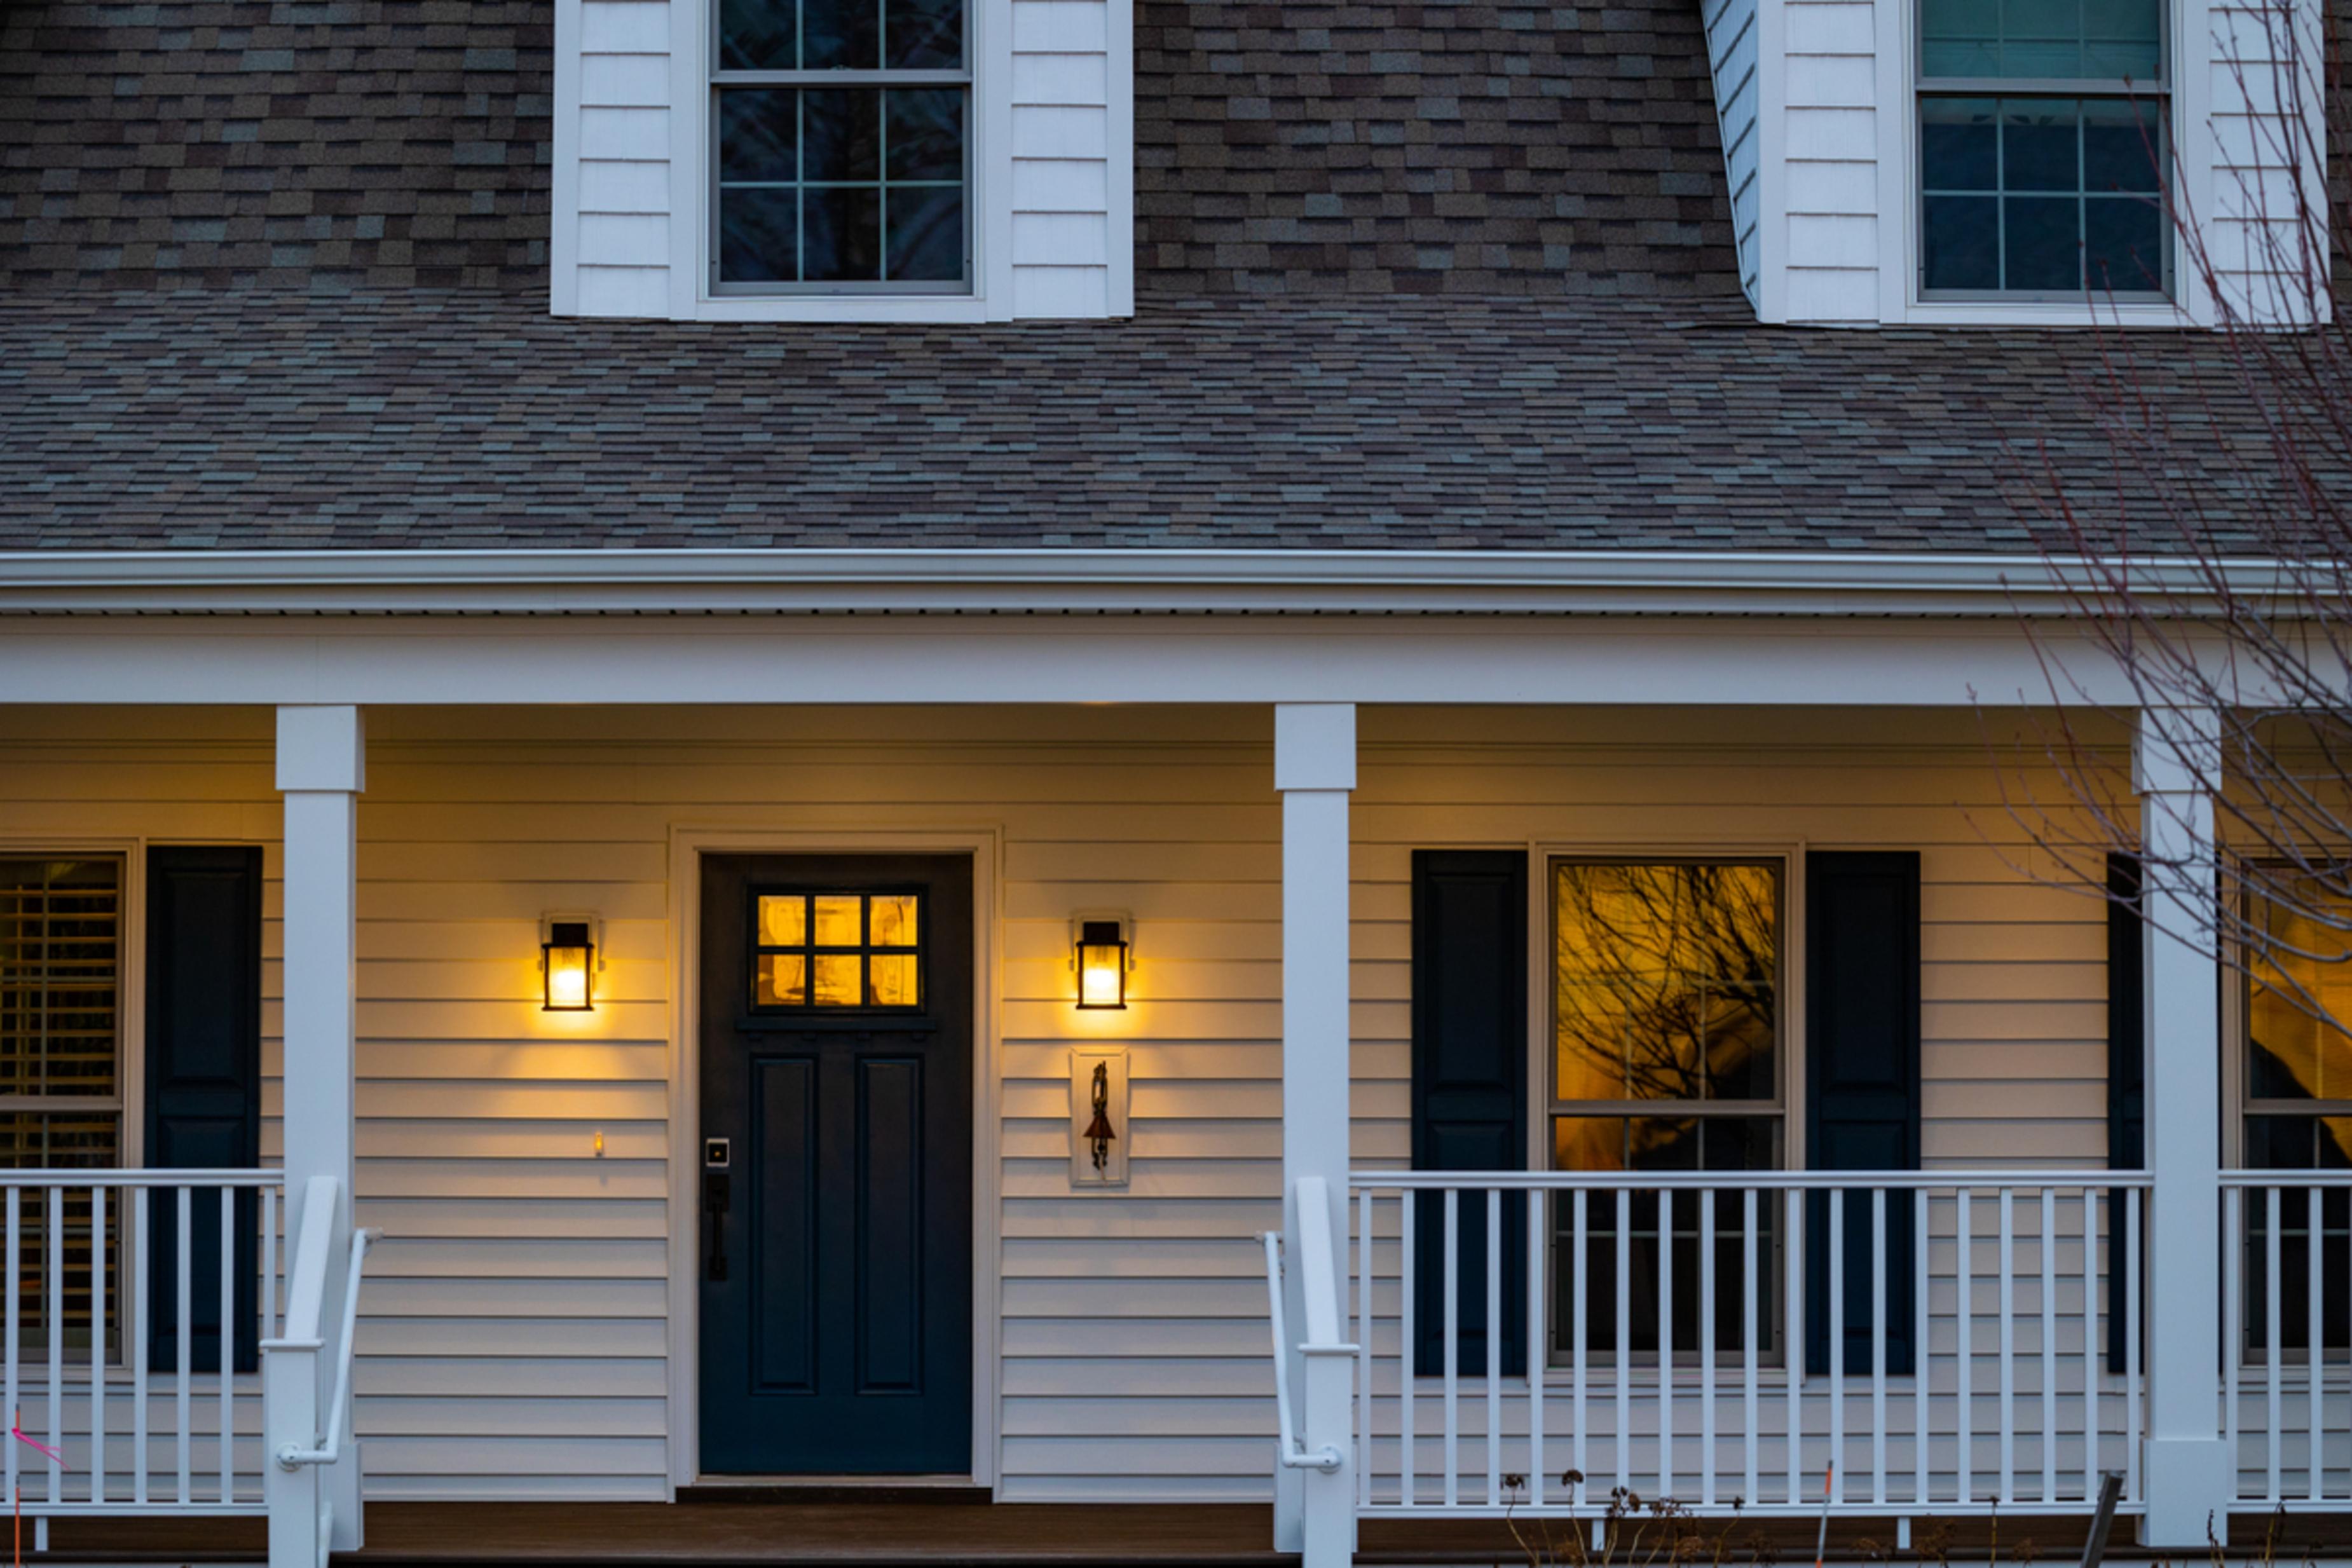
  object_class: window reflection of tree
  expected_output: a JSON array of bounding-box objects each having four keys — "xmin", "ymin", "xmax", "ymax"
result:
[{"xmin": 1554, "ymin": 862, "xmax": 1777, "ymax": 1128}]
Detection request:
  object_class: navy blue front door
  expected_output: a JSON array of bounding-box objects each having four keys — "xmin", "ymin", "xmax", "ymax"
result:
[{"xmin": 698, "ymin": 854, "xmax": 973, "ymax": 1475}]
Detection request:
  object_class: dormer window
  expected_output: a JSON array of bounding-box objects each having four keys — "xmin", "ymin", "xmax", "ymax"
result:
[
  {"xmin": 1916, "ymin": 0, "xmax": 2170, "ymax": 299},
  {"xmin": 711, "ymin": 0, "xmax": 970, "ymax": 293}
]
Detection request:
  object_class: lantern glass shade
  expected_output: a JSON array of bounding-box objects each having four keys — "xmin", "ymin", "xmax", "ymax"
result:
[
  {"xmin": 544, "ymin": 921, "xmax": 595, "ymax": 1011},
  {"xmin": 1076, "ymin": 920, "xmax": 1128, "ymax": 1010}
]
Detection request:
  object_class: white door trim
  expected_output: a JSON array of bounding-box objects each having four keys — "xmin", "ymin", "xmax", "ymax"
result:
[{"xmin": 664, "ymin": 825, "xmax": 1006, "ymax": 1494}]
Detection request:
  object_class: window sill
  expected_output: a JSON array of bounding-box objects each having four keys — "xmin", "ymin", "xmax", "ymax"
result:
[
  {"xmin": 1892, "ymin": 298, "xmax": 2198, "ymax": 329},
  {"xmin": 691, "ymin": 294, "xmax": 997, "ymax": 325}
]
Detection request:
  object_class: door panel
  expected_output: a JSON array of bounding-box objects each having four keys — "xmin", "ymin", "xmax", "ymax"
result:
[{"xmin": 700, "ymin": 854, "xmax": 973, "ymax": 1475}]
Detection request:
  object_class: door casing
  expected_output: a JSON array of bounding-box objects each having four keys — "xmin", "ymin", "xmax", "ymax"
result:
[{"xmin": 666, "ymin": 827, "xmax": 1002, "ymax": 1490}]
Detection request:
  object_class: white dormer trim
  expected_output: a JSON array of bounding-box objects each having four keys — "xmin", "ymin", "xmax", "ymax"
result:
[
  {"xmin": 551, "ymin": 0, "xmax": 1132, "ymax": 321},
  {"xmin": 1747, "ymin": 0, "xmax": 2325, "ymax": 328}
]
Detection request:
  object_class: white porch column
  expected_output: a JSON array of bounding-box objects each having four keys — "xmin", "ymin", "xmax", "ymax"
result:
[
  {"xmin": 277, "ymin": 705, "xmax": 366, "ymax": 1552},
  {"xmin": 1275, "ymin": 704, "xmax": 1355, "ymax": 1559},
  {"xmin": 2134, "ymin": 704, "xmax": 2230, "ymax": 1549}
]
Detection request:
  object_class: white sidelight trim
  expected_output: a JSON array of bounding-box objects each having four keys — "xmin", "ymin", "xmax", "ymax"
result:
[
  {"xmin": 1275, "ymin": 704, "xmax": 1356, "ymax": 1558},
  {"xmin": 275, "ymin": 706, "xmax": 365, "ymax": 1553},
  {"xmin": 2133, "ymin": 704, "xmax": 2231, "ymax": 1549}
]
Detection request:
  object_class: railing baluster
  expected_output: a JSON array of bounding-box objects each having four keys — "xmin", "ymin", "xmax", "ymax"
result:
[
  {"xmin": 46, "ymin": 1184, "xmax": 61, "ymax": 1508},
  {"xmin": 1357, "ymin": 1185, "xmax": 1371, "ymax": 1511},
  {"xmin": 1485, "ymin": 1187, "xmax": 1501, "ymax": 1508},
  {"xmin": 1571, "ymin": 1189, "xmax": 1587, "ymax": 1510},
  {"xmin": 1442, "ymin": 1187, "xmax": 1458, "ymax": 1508},
  {"xmin": 6, "ymin": 1187, "xmax": 20, "ymax": 1515},
  {"xmin": 1915, "ymin": 1187, "xmax": 1930, "ymax": 1508},
  {"xmin": 175, "ymin": 1185, "xmax": 190, "ymax": 1506},
  {"xmin": 2124, "ymin": 1186, "xmax": 2142, "ymax": 1504},
  {"xmin": 1526, "ymin": 1186, "xmax": 1544, "ymax": 1510},
  {"xmin": 2312, "ymin": 1183, "xmax": 2326, "ymax": 1504},
  {"xmin": 263, "ymin": 1185, "xmax": 277, "ymax": 1344},
  {"xmin": 1828, "ymin": 1187, "xmax": 1843, "ymax": 1504},
  {"xmin": 2269, "ymin": 1184, "xmax": 2284, "ymax": 1504},
  {"xmin": 133, "ymin": 1187, "xmax": 148, "ymax": 1508},
  {"xmin": 90, "ymin": 1183, "xmax": 105, "ymax": 1505},
  {"xmin": 2225, "ymin": 1182, "xmax": 2241, "ymax": 1508},
  {"xmin": 1997, "ymin": 1188, "xmax": 2014, "ymax": 1505},
  {"xmin": 1870, "ymin": 1187, "xmax": 1885, "ymax": 1507},
  {"xmin": 1400, "ymin": 1189, "xmax": 1416, "ymax": 1508},
  {"xmin": 2077, "ymin": 1188, "xmax": 2094, "ymax": 1503},
  {"xmin": 1615, "ymin": 1187, "xmax": 1631, "ymax": 1502},
  {"xmin": 2040, "ymin": 1186, "xmax": 2056, "ymax": 1504},
  {"xmin": 1742, "ymin": 1187, "xmax": 1758, "ymax": 1508},
  {"xmin": 1657, "ymin": 1187, "xmax": 1672, "ymax": 1501},
  {"xmin": 219, "ymin": 1185, "xmax": 233, "ymax": 1503},
  {"xmin": 1956, "ymin": 1187, "xmax": 1971, "ymax": 1506},
  {"xmin": 1784, "ymin": 1186, "xmax": 1802, "ymax": 1507},
  {"xmin": 1700, "ymin": 1187, "xmax": 1716, "ymax": 1509}
]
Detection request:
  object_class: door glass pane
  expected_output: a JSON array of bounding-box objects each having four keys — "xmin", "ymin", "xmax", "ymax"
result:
[
  {"xmin": 1554, "ymin": 862, "xmax": 1779, "ymax": 1105},
  {"xmin": 812, "ymin": 896, "xmax": 863, "ymax": 948},
  {"xmin": 812, "ymin": 954, "xmax": 863, "ymax": 1007},
  {"xmin": 758, "ymin": 895, "xmax": 809, "ymax": 948},
  {"xmin": 871, "ymin": 896, "xmax": 919, "ymax": 948},
  {"xmin": 756, "ymin": 953, "xmax": 809, "ymax": 1007},
  {"xmin": 870, "ymin": 953, "xmax": 919, "ymax": 1007}
]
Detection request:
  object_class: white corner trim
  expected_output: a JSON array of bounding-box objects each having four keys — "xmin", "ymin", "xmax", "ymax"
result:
[
  {"xmin": 550, "ymin": 0, "xmax": 584, "ymax": 318},
  {"xmin": 0, "ymin": 546, "xmax": 2304, "ymax": 618},
  {"xmin": 1104, "ymin": 0, "xmax": 1135, "ymax": 318},
  {"xmin": 1753, "ymin": 0, "xmax": 1788, "ymax": 324}
]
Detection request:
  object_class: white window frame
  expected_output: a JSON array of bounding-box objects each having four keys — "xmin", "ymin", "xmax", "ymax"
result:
[
  {"xmin": 1868, "ymin": 0, "xmax": 2213, "ymax": 325},
  {"xmin": 667, "ymin": 0, "xmax": 1016, "ymax": 323},
  {"xmin": 1523, "ymin": 842, "xmax": 1809, "ymax": 1379}
]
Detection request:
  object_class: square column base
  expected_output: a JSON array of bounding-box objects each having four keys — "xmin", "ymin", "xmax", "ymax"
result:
[{"xmin": 2138, "ymin": 1437, "xmax": 2231, "ymax": 1551}]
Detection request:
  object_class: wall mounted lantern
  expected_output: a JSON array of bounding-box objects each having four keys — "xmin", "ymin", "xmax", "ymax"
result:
[
  {"xmin": 1072, "ymin": 913, "xmax": 1133, "ymax": 1011},
  {"xmin": 541, "ymin": 913, "xmax": 601, "ymax": 1012}
]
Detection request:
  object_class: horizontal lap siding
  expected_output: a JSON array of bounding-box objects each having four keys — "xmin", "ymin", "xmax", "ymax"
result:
[
  {"xmin": 0, "ymin": 704, "xmax": 2123, "ymax": 1504},
  {"xmin": 1010, "ymin": 0, "xmax": 1115, "ymax": 316},
  {"xmin": 1781, "ymin": 0, "xmax": 1880, "ymax": 323},
  {"xmin": 574, "ymin": 0, "xmax": 674, "ymax": 316},
  {"xmin": 1703, "ymin": 0, "xmax": 1763, "ymax": 305}
]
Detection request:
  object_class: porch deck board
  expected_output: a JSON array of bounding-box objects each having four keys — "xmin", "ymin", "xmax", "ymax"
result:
[{"xmin": 29, "ymin": 1501, "xmax": 2352, "ymax": 1565}]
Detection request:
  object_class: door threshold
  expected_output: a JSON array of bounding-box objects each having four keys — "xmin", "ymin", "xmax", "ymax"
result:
[{"xmin": 680, "ymin": 1476, "xmax": 990, "ymax": 1506}]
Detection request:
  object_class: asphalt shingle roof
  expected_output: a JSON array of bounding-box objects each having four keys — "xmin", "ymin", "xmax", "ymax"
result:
[{"xmin": 0, "ymin": 284, "xmax": 2302, "ymax": 552}]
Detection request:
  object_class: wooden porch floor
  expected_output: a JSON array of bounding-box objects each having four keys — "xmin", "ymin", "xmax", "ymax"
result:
[{"xmin": 31, "ymin": 1499, "xmax": 2352, "ymax": 1565}]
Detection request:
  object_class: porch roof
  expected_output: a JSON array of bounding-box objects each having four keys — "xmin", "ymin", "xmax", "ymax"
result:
[{"xmin": 0, "ymin": 285, "xmax": 2309, "ymax": 558}]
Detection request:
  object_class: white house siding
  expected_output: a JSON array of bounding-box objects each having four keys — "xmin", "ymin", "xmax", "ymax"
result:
[
  {"xmin": 1702, "ymin": 0, "xmax": 1764, "ymax": 306},
  {"xmin": 556, "ymin": 0, "xmax": 1126, "ymax": 317},
  {"xmin": 1777, "ymin": 0, "xmax": 1880, "ymax": 324},
  {"xmin": 0, "ymin": 701, "xmax": 2122, "ymax": 1503}
]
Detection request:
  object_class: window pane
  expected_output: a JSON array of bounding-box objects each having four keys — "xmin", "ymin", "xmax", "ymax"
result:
[
  {"xmin": 870, "ymin": 895, "xmax": 919, "ymax": 948},
  {"xmin": 812, "ymin": 954, "xmax": 863, "ymax": 1007},
  {"xmin": 812, "ymin": 895, "xmax": 864, "ymax": 948},
  {"xmin": 756, "ymin": 953, "xmax": 808, "ymax": 1007},
  {"xmin": 719, "ymin": 187, "xmax": 800, "ymax": 283},
  {"xmin": 1554, "ymin": 862, "xmax": 1779, "ymax": 1106},
  {"xmin": 888, "ymin": 187, "xmax": 963, "ymax": 282},
  {"xmin": 2084, "ymin": 196, "xmax": 2163, "ymax": 289},
  {"xmin": 0, "ymin": 859, "xmax": 120, "ymax": 1099},
  {"xmin": 802, "ymin": 0, "xmax": 881, "ymax": 69},
  {"xmin": 805, "ymin": 187, "xmax": 883, "ymax": 281},
  {"xmin": 2248, "ymin": 880, "xmax": 2352, "ymax": 1104},
  {"xmin": 1919, "ymin": 0, "xmax": 2000, "ymax": 76},
  {"xmin": 887, "ymin": 0, "xmax": 963, "ymax": 67},
  {"xmin": 2081, "ymin": 0, "xmax": 2163, "ymax": 78},
  {"xmin": 718, "ymin": 0, "xmax": 797, "ymax": 69},
  {"xmin": 870, "ymin": 953, "xmax": 919, "ymax": 1007},
  {"xmin": 720, "ymin": 90, "xmax": 798, "ymax": 184},
  {"xmin": 1923, "ymin": 194, "xmax": 2000, "ymax": 289},
  {"xmin": 2004, "ymin": 194, "xmax": 2082, "ymax": 288},
  {"xmin": 804, "ymin": 90, "xmax": 883, "ymax": 184},
  {"xmin": 1922, "ymin": 97, "xmax": 1999, "ymax": 189},
  {"xmin": 2082, "ymin": 96, "xmax": 2164, "ymax": 192},
  {"xmin": 758, "ymin": 894, "xmax": 809, "ymax": 948},
  {"xmin": 886, "ymin": 89, "xmax": 963, "ymax": 182},
  {"xmin": 2004, "ymin": 100, "xmax": 2080, "ymax": 191},
  {"xmin": 1920, "ymin": 0, "xmax": 2164, "ymax": 80}
]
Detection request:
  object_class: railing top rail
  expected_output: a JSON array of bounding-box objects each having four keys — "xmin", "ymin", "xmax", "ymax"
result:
[
  {"xmin": 1350, "ymin": 1169, "xmax": 2153, "ymax": 1191},
  {"xmin": 0, "ymin": 1169, "xmax": 286, "ymax": 1188},
  {"xmin": 2220, "ymin": 1169, "xmax": 2352, "ymax": 1187}
]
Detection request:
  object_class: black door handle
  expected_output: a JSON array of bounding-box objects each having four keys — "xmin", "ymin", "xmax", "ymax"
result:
[{"xmin": 704, "ymin": 1171, "xmax": 731, "ymax": 1281}]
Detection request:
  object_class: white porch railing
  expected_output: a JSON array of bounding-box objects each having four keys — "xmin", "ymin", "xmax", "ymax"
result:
[
  {"xmin": 1343, "ymin": 1171, "xmax": 2150, "ymax": 1522},
  {"xmin": 0, "ymin": 1169, "xmax": 284, "ymax": 1525},
  {"xmin": 2224, "ymin": 1171, "xmax": 2352, "ymax": 1513}
]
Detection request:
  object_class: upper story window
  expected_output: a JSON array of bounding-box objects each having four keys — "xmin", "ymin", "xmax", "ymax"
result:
[
  {"xmin": 712, "ymin": 0, "xmax": 970, "ymax": 294},
  {"xmin": 1917, "ymin": 0, "xmax": 2170, "ymax": 299}
]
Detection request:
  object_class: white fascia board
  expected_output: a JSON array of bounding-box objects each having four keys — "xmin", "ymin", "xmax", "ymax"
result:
[{"xmin": 0, "ymin": 547, "xmax": 2294, "ymax": 618}]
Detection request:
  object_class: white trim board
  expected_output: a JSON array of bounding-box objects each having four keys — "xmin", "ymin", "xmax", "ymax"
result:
[{"xmin": 663, "ymin": 826, "xmax": 1005, "ymax": 1494}]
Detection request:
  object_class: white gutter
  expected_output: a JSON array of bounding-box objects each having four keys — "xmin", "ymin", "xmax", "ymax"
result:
[{"xmin": 0, "ymin": 547, "xmax": 2280, "ymax": 617}]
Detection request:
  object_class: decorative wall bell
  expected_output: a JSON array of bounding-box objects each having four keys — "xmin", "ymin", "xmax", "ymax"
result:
[{"xmin": 1083, "ymin": 1060, "xmax": 1118, "ymax": 1174}]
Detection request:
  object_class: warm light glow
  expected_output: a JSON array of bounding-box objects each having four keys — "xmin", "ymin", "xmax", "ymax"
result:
[
  {"xmin": 1076, "ymin": 920, "xmax": 1128, "ymax": 1010},
  {"xmin": 543, "ymin": 920, "xmax": 595, "ymax": 1012}
]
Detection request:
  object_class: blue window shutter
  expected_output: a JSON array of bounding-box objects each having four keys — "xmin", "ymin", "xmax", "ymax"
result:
[
  {"xmin": 1804, "ymin": 850, "xmax": 1921, "ymax": 1377},
  {"xmin": 2105, "ymin": 852, "xmax": 2143, "ymax": 1373},
  {"xmin": 144, "ymin": 847, "xmax": 264, "ymax": 1375},
  {"xmin": 1410, "ymin": 850, "xmax": 1528, "ymax": 1379}
]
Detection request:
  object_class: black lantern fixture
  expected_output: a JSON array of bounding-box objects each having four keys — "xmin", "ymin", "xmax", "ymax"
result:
[
  {"xmin": 1075, "ymin": 919, "xmax": 1129, "ymax": 1010},
  {"xmin": 542, "ymin": 917, "xmax": 596, "ymax": 1012}
]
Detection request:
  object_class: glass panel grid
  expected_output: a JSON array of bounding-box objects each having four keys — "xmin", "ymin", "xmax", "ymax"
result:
[
  {"xmin": 714, "ymin": 0, "xmax": 969, "ymax": 290},
  {"xmin": 753, "ymin": 890, "xmax": 924, "ymax": 1010},
  {"xmin": 1916, "ymin": 0, "xmax": 2168, "ymax": 298}
]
